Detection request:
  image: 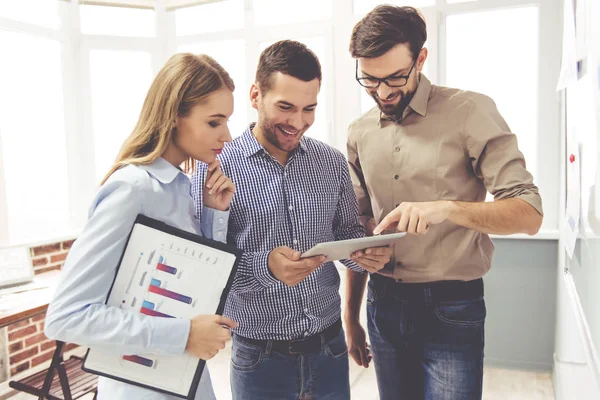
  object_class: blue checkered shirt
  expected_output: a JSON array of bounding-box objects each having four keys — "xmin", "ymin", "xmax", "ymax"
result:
[{"xmin": 191, "ymin": 125, "xmax": 366, "ymax": 340}]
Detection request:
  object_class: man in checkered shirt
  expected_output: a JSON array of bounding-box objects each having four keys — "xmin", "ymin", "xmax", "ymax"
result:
[{"xmin": 192, "ymin": 40, "xmax": 392, "ymax": 400}]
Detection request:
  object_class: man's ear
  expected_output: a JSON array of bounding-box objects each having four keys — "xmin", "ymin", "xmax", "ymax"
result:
[
  {"xmin": 417, "ymin": 48, "xmax": 428, "ymax": 72},
  {"xmin": 250, "ymin": 83, "xmax": 260, "ymax": 110}
]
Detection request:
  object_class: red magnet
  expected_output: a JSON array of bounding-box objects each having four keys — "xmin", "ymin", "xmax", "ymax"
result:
[{"xmin": 569, "ymin": 154, "xmax": 575, "ymax": 163}]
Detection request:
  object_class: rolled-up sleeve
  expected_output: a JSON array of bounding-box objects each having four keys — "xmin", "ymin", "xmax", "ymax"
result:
[{"xmin": 462, "ymin": 94, "xmax": 543, "ymax": 215}]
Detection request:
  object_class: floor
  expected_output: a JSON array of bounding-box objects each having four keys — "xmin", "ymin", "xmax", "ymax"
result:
[
  {"xmin": 207, "ymin": 345, "xmax": 556, "ymax": 400},
  {"xmin": 5, "ymin": 345, "xmax": 555, "ymax": 400}
]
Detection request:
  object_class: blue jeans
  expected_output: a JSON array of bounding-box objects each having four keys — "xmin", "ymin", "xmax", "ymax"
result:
[
  {"xmin": 367, "ymin": 275, "xmax": 486, "ymax": 400},
  {"xmin": 230, "ymin": 329, "xmax": 350, "ymax": 400}
]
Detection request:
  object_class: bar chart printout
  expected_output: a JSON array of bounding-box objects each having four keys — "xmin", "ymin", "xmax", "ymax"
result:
[
  {"xmin": 157, "ymin": 262, "xmax": 177, "ymax": 275},
  {"xmin": 123, "ymin": 355, "xmax": 155, "ymax": 368},
  {"xmin": 148, "ymin": 280, "xmax": 193, "ymax": 304}
]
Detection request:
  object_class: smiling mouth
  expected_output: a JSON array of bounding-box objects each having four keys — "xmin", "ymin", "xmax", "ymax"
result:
[
  {"xmin": 378, "ymin": 92, "xmax": 401, "ymax": 103},
  {"xmin": 278, "ymin": 126, "xmax": 300, "ymax": 137}
]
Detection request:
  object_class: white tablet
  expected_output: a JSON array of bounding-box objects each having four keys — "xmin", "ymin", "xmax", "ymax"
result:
[{"xmin": 300, "ymin": 233, "xmax": 406, "ymax": 261}]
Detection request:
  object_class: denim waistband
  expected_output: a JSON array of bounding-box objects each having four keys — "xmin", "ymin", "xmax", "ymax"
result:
[{"xmin": 369, "ymin": 274, "xmax": 484, "ymax": 302}]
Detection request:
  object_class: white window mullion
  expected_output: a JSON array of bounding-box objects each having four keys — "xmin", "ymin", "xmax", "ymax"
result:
[
  {"xmin": 0, "ymin": 132, "xmax": 9, "ymax": 245},
  {"xmin": 323, "ymin": 24, "xmax": 336, "ymax": 148},
  {"xmin": 0, "ymin": 17, "xmax": 61, "ymax": 40},
  {"xmin": 419, "ymin": 7, "xmax": 438, "ymax": 84},
  {"xmin": 331, "ymin": 0, "xmax": 359, "ymax": 153},
  {"xmin": 536, "ymin": 0, "xmax": 561, "ymax": 229},
  {"xmin": 435, "ymin": 0, "xmax": 446, "ymax": 86},
  {"xmin": 164, "ymin": 8, "xmax": 178, "ymax": 64},
  {"xmin": 62, "ymin": 0, "xmax": 96, "ymax": 231},
  {"xmin": 244, "ymin": 0, "xmax": 258, "ymax": 123},
  {"xmin": 154, "ymin": 0, "xmax": 170, "ymax": 73}
]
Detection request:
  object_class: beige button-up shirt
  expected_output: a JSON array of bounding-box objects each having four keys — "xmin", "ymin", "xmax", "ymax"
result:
[{"xmin": 347, "ymin": 74, "xmax": 543, "ymax": 282}]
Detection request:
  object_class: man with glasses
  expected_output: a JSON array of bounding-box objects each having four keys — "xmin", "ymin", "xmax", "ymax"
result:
[{"xmin": 344, "ymin": 5, "xmax": 543, "ymax": 399}]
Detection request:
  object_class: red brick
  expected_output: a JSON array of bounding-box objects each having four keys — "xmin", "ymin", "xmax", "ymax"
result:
[
  {"xmin": 31, "ymin": 349, "xmax": 55, "ymax": 367},
  {"xmin": 8, "ymin": 320, "xmax": 30, "ymax": 332},
  {"xmin": 32, "ymin": 314, "xmax": 46, "ymax": 322},
  {"xmin": 62, "ymin": 239, "xmax": 75, "ymax": 250},
  {"xmin": 34, "ymin": 265, "xmax": 61, "ymax": 275},
  {"xmin": 39, "ymin": 321, "xmax": 45, "ymax": 331},
  {"xmin": 9, "ymin": 347, "xmax": 38, "ymax": 364},
  {"xmin": 32, "ymin": 243, "xmax": 61, "ymax": 256},
  {"xmin": 50, "ymin": 253, "xmax": 67, "ymax": 263},
  {"xmin": 32, "ymin": 256, "xmax": 49, "ymax": 267},
  {"xmin": 10, "ymin": 361, "xmax": 30, "ymax": 376},
  {"xmin": 9, "ymin": 341, "xmax": 23, "ymax": 353},
  {"xmin": 8, "ymin": 325, "xmax": 37, "ymax": 341},
  {"xmin": 64, "ymin": 343, "xmax": 79, "ymax": 352},
  {"xmin": 25, "ymin": 332, "xmax": 47, "ymax": 347},
  {"xmin": 41, "ymin": 340, "xmax": 56, "ymax": 352}
]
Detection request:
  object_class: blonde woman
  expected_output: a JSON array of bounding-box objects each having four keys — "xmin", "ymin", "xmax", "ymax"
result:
[{"xmin": 45, "ymin": 53, "xmax": 238, "ymax": 400}]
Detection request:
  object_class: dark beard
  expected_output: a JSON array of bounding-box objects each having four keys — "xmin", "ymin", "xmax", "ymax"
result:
[
  {"xmin": 259, "ymin": 120, "xmax": 284, "ymax": 151},
  {"xmin": 374, "ymin": 90, "xmax": 416, "ymax": 121}
]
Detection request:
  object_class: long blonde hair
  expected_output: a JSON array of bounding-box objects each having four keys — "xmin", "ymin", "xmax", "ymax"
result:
[{"xmin": 100, "ymin": 53, "xmax": 235, "ymax": 185}]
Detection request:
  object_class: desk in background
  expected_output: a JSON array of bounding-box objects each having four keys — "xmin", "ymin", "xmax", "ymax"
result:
[{"xmin": 0, "ymin": 270, "xmax": 61, "ymax": 382}]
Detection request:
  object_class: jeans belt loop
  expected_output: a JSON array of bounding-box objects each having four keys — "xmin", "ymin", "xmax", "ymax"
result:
[
  {"xmin": 265, "ymin": 339, "xmax": 273, "ymax": 356},
  {"xmin": 288, "ymin": 339, "xmax": 304, "ymax": 355}
]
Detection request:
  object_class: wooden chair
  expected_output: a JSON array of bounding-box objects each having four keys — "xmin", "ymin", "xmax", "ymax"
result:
[{"xmin": 9, "ymin": 341, "xmax": 98, "ymax": 400}]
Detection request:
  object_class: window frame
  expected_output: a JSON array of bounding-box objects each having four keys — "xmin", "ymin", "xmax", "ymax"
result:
[{"xmin": 0, "ymin": 0, "xmax": 561, "ymax": 246}]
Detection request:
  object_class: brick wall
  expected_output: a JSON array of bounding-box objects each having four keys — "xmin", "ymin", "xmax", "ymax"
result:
[
  {"xmin": 2, "ymin": 239, "xmax": 77, "ymax": 381},
  {"xmin": 30, "ymin": 239, "xmax": 75, "ymax": 275},
  {"xmin": 6, "ymin": 315, "xmax": 78, "ymax": 377}
]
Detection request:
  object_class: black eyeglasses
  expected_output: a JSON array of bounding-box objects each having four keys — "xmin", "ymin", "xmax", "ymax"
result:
[{"xmin": 355, "ymin": 56, "xmax": 418, "ymax": 88}]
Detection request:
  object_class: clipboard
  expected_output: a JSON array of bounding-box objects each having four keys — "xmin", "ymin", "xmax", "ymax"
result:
[{"xmin": 82, "ymin": 214, "xmax": 241, "ymax": 399}]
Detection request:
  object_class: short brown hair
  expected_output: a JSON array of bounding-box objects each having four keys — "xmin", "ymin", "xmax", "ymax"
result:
[
  {"xmin": 349, "ymin": 5, "xmax": 427, "ymax": 60},
  {"xmin": 255, "ymin": 40, "xmax": 322, "ymax": 92}
]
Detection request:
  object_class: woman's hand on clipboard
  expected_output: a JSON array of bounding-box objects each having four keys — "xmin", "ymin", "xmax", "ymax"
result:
[
  {"xmin": 203, "ymin": 159, "xmax": 235, "ymax": 211},
  {"xmin": 185, "ymin": 314, "xmax": 238, "ymax": 360}
]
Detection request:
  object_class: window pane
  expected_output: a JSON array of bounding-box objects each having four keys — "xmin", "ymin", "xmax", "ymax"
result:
[
  {"xmin": 359, "ymin": 51, "xmax": 430, "ymax": 114},
  {"xmin": 446, "ymin": 6, "xmax": 539, "ymax": 177},
  {"xmin": 254, "ymin": 0, "xmax": 331, "ymax": 26},
  {"xmin": 80, "ymin": 5, "xmax": 155, "ymax": 37},
  {"xmin": 89, "ymin": 50, "xmax": 153, "ymax": 183},
  {"xmin": 178, "ymin": 41, "xmax": 247, "ymax": 138},
  {"xmin": 0, "ymin": 0, "xmax": 60, "ymax": 29},
  {"xmin": 0, "ymin": 30, "xmax": 69, "ymax": 244},
  {"xmin": 174, "ymin": 0, "xmax": 244, "ymax": 36},
  {"xmin": 354, "ymin": 0, "xmax": 434, "ymax": 15},
  {"xmin": 259, "ymin": 37, "xmax": 330, "ymax": 144}
]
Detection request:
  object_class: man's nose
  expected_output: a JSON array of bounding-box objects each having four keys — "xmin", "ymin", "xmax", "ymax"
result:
[
  {"xmin": 377, "ymin": 83, "xmax": 393, "ymax": 100},
  {"xmin": 288, "ymin": 112, "xmax": 304, "ymax": 131}
]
